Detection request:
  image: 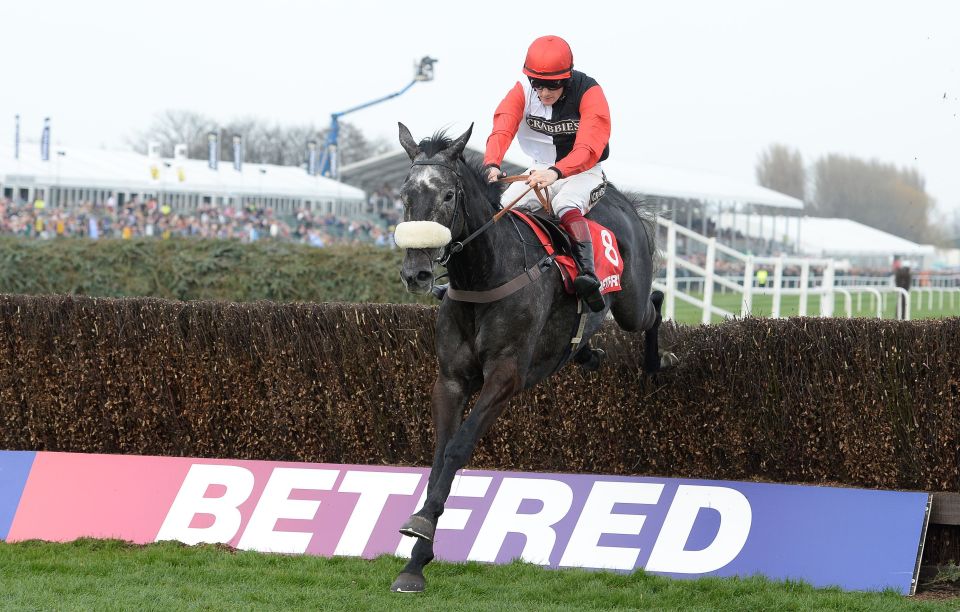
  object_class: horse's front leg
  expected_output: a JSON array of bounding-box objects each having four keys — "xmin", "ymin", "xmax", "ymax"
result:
[
  {"xmin": 392, "ymin": 375, "xmax": 470, "ymax": 593},
  {"xmin": 408, "ymin": 357, "xmax": 521, "ymax": 534}
]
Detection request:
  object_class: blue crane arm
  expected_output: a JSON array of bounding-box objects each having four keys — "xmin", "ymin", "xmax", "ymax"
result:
[
  {"xmin": 332, "ymin": 80, "xmax": 417, "ymax": 119},
  {"xmin": 317, "ymin": 56, "xmax": 436, "ymax": 178}
]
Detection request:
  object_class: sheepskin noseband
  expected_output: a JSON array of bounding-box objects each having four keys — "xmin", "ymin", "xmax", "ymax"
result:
[{"xmin": 394, "ymin": 221, "xmax": 452, "ymax": 249}]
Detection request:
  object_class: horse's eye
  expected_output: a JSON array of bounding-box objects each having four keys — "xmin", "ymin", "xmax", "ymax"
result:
[{"xmin": 443, "ymin": 190, "xmax": 455, "ymax": 203}]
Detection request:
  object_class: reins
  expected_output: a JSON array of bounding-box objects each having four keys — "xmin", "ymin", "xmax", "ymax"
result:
[
  {"xmin": 437, "ymin": 172, "xmax": 552, "ymax": 266},
  {"xmin": 495, "ymin": 174, "xmax": 553, "ymax": 219}
]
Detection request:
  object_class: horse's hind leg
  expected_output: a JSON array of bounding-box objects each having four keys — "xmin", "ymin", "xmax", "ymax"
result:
[
  {"xmin": 612, "ymin": 279, "xmax": 677, "ymax": 373},
  {"xmin": 643, "ymin": 290, "xmax": 664, "ymax": 372}
]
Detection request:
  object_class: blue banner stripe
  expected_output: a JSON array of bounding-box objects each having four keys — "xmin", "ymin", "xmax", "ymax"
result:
[{"xmin": 0, "ymin": 451, "xmax": 36, "ymax": 540}]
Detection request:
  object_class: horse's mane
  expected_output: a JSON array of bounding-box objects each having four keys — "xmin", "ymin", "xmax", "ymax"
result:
[
  {"xmin": 417, "ymin": 130, "xmax": 505, "ymax": 210},
  {"xmin": 417, "ymin": 130, "xmax": 454, "ymax": 159}
]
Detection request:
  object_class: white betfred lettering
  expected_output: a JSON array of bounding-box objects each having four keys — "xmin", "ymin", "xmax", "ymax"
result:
[
  {"xmin": 558, "ymin": 481, "xmax": 664, "ymax": 570},
  {"xmin": 236, "ymin": 468, "xmax": 338, "ymax": 554},
  {"xmin": 599, "ymin": 275, "xmax": 621, "ymax": 291},
  {"xmin": 468, "ymin": 478, "xmax": 573, "ymax": 565},
  {"xmin": 334, "ymin": 471, "xmax": 422, "ymax": 557},
  {"xmin": 156, "ymin": 464, "xmax": 255, "ymax": 545},
  {"xmin": 645, "ymin": 485, "xmax": 752, "ymax": 574},
  {"xmin": 395, "ymin": 474, "xmax": 492, "ymax": 557}
]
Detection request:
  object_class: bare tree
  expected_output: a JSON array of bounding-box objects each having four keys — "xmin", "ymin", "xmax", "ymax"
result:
[
  {"xmin": 130, "ymin": 110, "xmax": 391, "ymax": 168},
  {"xmin": 128, "ymin": 109, "xmax": 217, "ymax": 158},
  {"xmin": 755, "ymin": 144, "xmax": 805, "ymax": 201},
  {"xmin": 321, "ymin": 122, "xmax": 392, "ymax": 166},
  {"xmin": 810, "ymin": 154, "xmax": 937, "ymax": 243}
]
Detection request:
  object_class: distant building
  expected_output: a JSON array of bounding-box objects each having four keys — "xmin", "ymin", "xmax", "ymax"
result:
[{"xmin": 0, "ymin": 145, "xmax": 365, "ymax": 216}]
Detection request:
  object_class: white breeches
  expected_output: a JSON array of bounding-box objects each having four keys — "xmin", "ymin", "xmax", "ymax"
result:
[{"xmin": 500, "ymin": 164, "xmax": 605, "ymax": 219}]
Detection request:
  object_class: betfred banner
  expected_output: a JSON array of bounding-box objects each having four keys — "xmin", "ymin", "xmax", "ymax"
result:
[{"xmin": 0, "ymin": 451, "xmax": 929, "ymax": 594}]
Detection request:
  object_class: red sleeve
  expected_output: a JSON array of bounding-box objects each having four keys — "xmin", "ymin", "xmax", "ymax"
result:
[
  {"xmin": 483, "ymin": 82, "xmax": 524, "ymax": 168},
  {"xmin": 554, "ymin": 85, "xmax": 611, "ymax": 177}
]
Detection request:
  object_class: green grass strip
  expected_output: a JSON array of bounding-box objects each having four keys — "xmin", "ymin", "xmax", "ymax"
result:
[{"xmin": 0, "ymin": 539, "xmax": 952, "ymax": 611}]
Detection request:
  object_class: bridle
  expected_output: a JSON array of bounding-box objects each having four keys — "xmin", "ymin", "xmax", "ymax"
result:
[{"xmin": 408, "ymin": 157, "xmax": 466, "ymax": 266}]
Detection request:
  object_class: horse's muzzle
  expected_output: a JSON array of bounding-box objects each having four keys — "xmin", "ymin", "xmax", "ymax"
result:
[
  {"xmin": 396, "ymin": 221, "xmax": 450, "ymax": 294},
  {"xmin": 401, "ymin": 249, "xmax": 436, "ymax": 294}
]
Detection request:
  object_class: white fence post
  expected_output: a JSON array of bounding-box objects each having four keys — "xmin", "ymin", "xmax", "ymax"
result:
[
  {"xmin": 820, "ymin": 260, "xmax": 835, "ymax": 317},
  {"xmin": 798, "ymin": 261, "xmax": 810, "ymax": 316},
  {"xmin": 742, "ymin": 255, "xmax": 754, "ymax": 318},
  {"xmin": 665, "ymin": 221, "xmax": 677, "ymax": 321},
  {"xmin": 702, "ymin": 238, "xmax": 717, "ymax": 324},
  {"xmin": 772, "ymin": 257, "xmax": 784, "ymax": 318}
]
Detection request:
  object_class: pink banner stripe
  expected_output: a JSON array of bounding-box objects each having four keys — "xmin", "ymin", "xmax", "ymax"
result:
[{"xmin": 7, "ymin": 452, "xmax": 192, "ymax": 543}]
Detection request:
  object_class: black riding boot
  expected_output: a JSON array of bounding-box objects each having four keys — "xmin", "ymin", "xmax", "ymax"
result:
[{"xmin": 564, "ymin": 217, "xmax": 605, "ymax": 312}]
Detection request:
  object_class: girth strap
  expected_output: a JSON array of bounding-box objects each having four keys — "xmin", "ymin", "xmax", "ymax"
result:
[{"xmin": 446, "ymin": 254, "xmax": 555, "ymax": 303}]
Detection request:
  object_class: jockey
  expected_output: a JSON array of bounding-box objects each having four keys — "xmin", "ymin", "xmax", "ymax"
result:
[{"xmin": 482, "ymin": 34, "xmax": 610, "ymax": 312}]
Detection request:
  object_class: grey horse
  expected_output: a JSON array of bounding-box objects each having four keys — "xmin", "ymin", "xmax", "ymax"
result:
[{"xmin": 391, "ymin": 123, "xmax": 676, "ymax": 593}]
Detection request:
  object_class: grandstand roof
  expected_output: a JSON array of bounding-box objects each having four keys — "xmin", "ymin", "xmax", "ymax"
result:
[
  {"xmin": 0, "ymin": 146, "xmax": 365, "ymax": 202},
  {"xmin": 719, "ymin": 212, "xmax": 935, "ymax": 257},
  {"xmin": 340, "ymin": 148, "xmax": 803, "ymax": 210},
  {"xmin": 796, "ymin": 216, "xmax": 934, "ymax": 257},
  {"xmin": 600, "ymin": 160, "xmax": 804, "ymax": 210}
]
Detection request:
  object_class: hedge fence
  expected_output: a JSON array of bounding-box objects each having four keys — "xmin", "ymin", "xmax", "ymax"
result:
[{"xmin": 2, "ymin": 294, "xmax": 958, "ymax": 488}]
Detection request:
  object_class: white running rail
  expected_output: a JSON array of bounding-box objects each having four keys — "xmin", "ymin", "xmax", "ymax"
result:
[{"xmin": 651, "ymin": 218, "xmax": 946, "ymax": 323}]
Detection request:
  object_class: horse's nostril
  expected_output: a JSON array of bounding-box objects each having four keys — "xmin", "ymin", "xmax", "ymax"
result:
[{"xmin": 416, "ymin": 271, "xmax": 432, "ymax": 282}]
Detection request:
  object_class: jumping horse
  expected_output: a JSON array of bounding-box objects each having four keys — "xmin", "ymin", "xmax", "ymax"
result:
[{"xmin": 391, "ymin": 122, "xmax": 676, "ymax": 592}]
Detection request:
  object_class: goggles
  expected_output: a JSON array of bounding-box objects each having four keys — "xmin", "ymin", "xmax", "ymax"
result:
[{"xmin": 529, "ymin": 78, "xmax": 565, "ymax": 91}]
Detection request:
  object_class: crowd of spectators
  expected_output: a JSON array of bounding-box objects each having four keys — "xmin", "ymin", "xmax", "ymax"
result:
[
  {"xmin": 0, "ymin": 196, "xmax": 396, "ymax": 248},
  {"xmin": 366, "ymin": 186, "xmax": 403, "ymax": 228}
]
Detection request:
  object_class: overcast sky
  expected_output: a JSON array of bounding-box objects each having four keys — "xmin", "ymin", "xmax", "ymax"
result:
[{"xmin": 2, "ymin": 0, "xmax": 958, "ymax": 215}]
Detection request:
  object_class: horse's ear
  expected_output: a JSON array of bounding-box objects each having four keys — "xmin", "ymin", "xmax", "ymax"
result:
[
  {"xmin": 445, "ymin": 123, "xmax": 473, "ymax": 159},
  {"xmin": 398, "ymin": 122, "xmax": 420, "ymax": 161}
]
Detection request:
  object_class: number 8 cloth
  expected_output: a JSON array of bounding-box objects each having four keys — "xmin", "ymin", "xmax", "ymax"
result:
[{"xmin": 512, "ymin": 211, "xmax": 624, "ymax": 295}]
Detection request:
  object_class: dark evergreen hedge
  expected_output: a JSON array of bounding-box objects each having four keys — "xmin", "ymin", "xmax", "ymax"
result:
[{"xmin": 0, "ymin": 237, "xmax": 428, "ymax": 304}]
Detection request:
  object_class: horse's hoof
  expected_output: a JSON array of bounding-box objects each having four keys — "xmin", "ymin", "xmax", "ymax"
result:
[
  {"xmin": 576, "ymin": 348, "xmax": 605, "ymax": 372},
  {"xmin": 399, "ymin": 515, "xmax": 435, "ymax": 541},
  {"xmin": 391, "ymin": 572, "xmax": 425, "ymax": 593},
  {"xmin": 659, "ymin": 351, "xmax": 680, "ymax": 370}
]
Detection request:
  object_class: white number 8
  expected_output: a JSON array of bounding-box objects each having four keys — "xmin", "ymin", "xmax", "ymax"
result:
[{"xmin": 601, "ymin": 230, "xmax": 619, "ymax": 266}]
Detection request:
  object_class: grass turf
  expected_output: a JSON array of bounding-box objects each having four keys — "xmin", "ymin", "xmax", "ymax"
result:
[
  {"xmin": 669, "ymin": 289, "xmax": 959, "ymax": 325},
  {"xmin": 0, "ymin": 539, "xmax": 954, "ymax": 611}
]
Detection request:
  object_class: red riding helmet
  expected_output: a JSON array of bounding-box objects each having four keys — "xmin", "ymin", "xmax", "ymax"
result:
[{"xmin": 522, "ymin": 35, "xmax": 573, "ymax": 80}]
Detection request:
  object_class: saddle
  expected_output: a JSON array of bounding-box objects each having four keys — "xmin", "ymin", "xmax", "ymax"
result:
[
  {"xmin": 524, "ymin": 211, "xmax": 572, "ymax": 256},
  {"xmin": 510, "ymin": 210, "xmax": 623, "ymax": 296}
]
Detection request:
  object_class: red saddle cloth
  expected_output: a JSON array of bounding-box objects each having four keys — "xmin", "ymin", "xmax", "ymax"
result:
[{"xmin": 511, "ymin": 210, "xmax": 624, "ymax": 295}]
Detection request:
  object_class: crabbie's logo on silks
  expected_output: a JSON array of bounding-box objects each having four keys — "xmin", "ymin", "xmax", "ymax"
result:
[
  {"xmin": 526, "ymin": 116, "xmax": 579, "ymax": 136},
  {"xmin": 155, "ymin": 465, "xmax": 750, "ymax": 574},
  {"xmin": 2, "ymin": 452, "xmax": 930, "ymax": 594}
]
